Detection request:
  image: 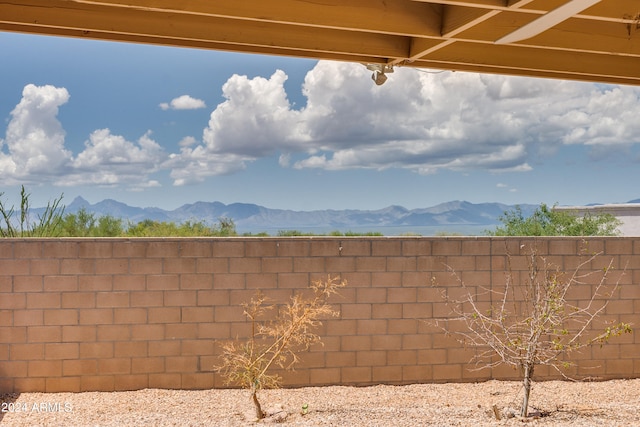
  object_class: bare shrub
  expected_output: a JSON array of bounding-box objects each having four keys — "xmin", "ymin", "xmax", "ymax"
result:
[
  {"xmin": 215, "ymin": 275, "xmax": 346, "ymax": 420},
  {"xmin": 434, "ymin": 243, "xmax": 632, "ymax": 417}
]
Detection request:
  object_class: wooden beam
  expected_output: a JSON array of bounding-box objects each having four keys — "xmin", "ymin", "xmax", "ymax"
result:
[
  {"xmin": 0, "ymin": 1, "xmax": 411, "ymax": 59},
  {"xmin": 72, "ymin": 0, "xmax": 443, "ymax": 38}
]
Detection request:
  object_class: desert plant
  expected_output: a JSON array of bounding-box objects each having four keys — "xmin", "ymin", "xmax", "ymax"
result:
[
  {"xmin": 487, "ymin": 203, "xmax": 621, "ymax": 236},
  {"xmin": 216, "ymin": 275, "xmax": 346, "ymax": 420},
  {"xmin": 435, "ymin": 244, "xmax": 632, "ymax": 417},
  {"xmin": 0, "ymin": 186, "xmax": 65, "ymax": 237}
]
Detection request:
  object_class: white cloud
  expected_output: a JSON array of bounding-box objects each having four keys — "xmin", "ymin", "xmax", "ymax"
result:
[
  {"xmin": 159, "ymin": 95, "xmax": 206, "ymax": 110},
  {"xmin": 66, "ymin": 129, "xmax": 166, "ymax": 187},
  {"xmin": 0, "ymin": 84, "xmax": 72, "ymax": 183},
  {"xmin": 6, "ymin": 66, "xmax": 640, "ymax": 189},
  {"xmin": 0, "ymin": 84, "xmax": 167, "ymax": 188}
]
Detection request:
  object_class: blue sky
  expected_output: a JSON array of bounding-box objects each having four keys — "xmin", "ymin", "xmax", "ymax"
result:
[{"xmin": 2, "ymin": 31, "xmax": 640, "ymax": 211}]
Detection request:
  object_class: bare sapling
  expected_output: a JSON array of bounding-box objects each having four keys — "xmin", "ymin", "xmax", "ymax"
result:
[
  {"xmin": 216, "ymin": 275, "xmax": 346, "ymax": 420},
  {"xmin": 435, "ymin": 245, "xmax": 632, "ymax": 418}
]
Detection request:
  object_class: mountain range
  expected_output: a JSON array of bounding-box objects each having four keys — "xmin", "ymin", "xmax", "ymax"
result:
[{"xmin": 63, "ymin": 197, "xmax": 538, "ymax": 234}]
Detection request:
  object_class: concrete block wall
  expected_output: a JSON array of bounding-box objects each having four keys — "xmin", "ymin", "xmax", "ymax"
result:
[{"xmin": 0, "ymin": 237, "xmax": 638, "ymax": 393}]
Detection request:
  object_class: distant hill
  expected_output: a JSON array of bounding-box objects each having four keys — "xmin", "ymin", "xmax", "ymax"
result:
[{"xmin": 59, "ymin": 197, "xmax": 537, "ymax": 234}]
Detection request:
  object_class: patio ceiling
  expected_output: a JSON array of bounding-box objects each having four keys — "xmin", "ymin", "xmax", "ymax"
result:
[{"xmin": 1, "ymin": 0, "xmax": 640, "ymax": 85}]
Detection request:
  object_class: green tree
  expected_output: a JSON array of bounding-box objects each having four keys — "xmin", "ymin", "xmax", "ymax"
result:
[
  {"xmin": 487, "ymin": 203, "xmax": 621, "ymax": 236},
  {"xmin": 124, "ymin": 218, "xmax": 237, "ymax": 237},
  {"xmin": 60, "ymin": 208, "xmax": 124, "ymax": 237}
]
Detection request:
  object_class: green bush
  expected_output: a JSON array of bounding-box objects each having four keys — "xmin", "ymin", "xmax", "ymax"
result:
[{"xmin": 486, "ymin": 203, "xmax": 621, "ymax": 236}]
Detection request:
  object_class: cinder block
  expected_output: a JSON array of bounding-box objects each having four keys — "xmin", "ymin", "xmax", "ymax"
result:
[
  {"xmin": 28, "ymin": 258, "xmax": 60, "ymax": 278},
  {"xmin": 196, "ymin": 258, "xmax": 229, "ymax": 274},
  {"xmin": 113, "ymin": 241, "xmax": 147, "ymax": 258},
  {"xmin": 0, "ymin": 259, "xmax": 29, "ymax": 275},
  {"xmin": 80, "ymin": 375, "xmax": 115, "ymax": 392},
  {"xmin": 96, "ymin": 291, "xmax": 130, "ymax": 308},
  {"xmin": 27, "ymin": 326, "xmax": 61, "ymax": 343},
  {"xmin": 130, "ymin": 259, "xmax": 163, "ymax": 275},
  {"xmin": 146, "ymin": 274, "xmax": 180, "ymax": 291},
  {"xmin": 113, "ymin": 275, "xmax": 145, "ymax": 291},
  {"xmin": 341, "ymin": 366, "xmax": 371, "ymax": 384},
  {"xmin": 356, "ymin": 257, "xmax": 387, "ymax": 272},
  {"xmin": 132, "ymin": 357, "xmax": 164, "ymax": 373},
  {"xmin": 356, "ymin": 350, "xmax": 386, "ymax": 366},
  {"xmin": 165, "ymin": 323, "xmax": 197, "ymax": 340},
  {"xmin": 371, "ymin": 335, "xmax": 401, "ymax": 351},
  {"xmin": 61, "ymin": 259, "xmax": 95, "ymax": 275},
  {"xmin": 181, "ymin": 340, "xmax": 214, "ymax": 356},
  {"xmin": 27, "ymin": 293, "xmax": 60, "ymax": 309},
  {"xmin": 131, "ymin": 324, "xmax": 164, "ymax": 341},
  {"xmin": 356, "ymin": 319, "xmax": 387, "ymax": 335},
  {"xmin": 246, "ymin": 273, "xmax": 277, "ymax": 289},
  {"xmin": 95, "ymin": 259, "xmax": 128, "ymax": 275},
  {"xmin": 148, "ymin": 307, "xmax": 181, "ymax": 324},
  {"xmin": 165, "ymin": 356, "xmax": 198, "ymax": 373},
  {"xmin": 163, "ymin": 258, "xmax": 196, "ymax": 274},
  {"xmin": 79, "ymin": 308, "xmax": 113, "ymax": 325},
  {"xmin": 79, "ymin": 242, "xmax": 113, "ymax": 258},
  {"xmin": 293, "ymin": 257, "xmax": 325, "ymax": 273},
  {"xmin": 62, "ymin": 292, "xmax": 96, "ymax": 308},
  {"xmin": 181, "ymin": 307, "xmax": 214, "ymax": 323},
  {"xmin": 212, "ymin": 240, "xmax": 245, "ymax": 257},
  {"xmin": 44, "ymin": 342, "xmax": 79, "ymax": 360},
  {"xmin": 14, "ymin": 242, "xmax": 43, "ymax": 259},
  {"xmin": 42, "ymin": 240, "xmax": 78, "ymax": 259},
  {"xmin": 356, "ymin": 288, "xmax": 387, "ymax": 303},
  {"xmin": 402, "ymin": 240, "xmax": 431, "ymax": 256},
  {"xmin": 402, "ymin": 364, "xmax": 432, "ymax": 382},
  {"xmin": 245, "ymin": 241, "xmax": 277, "ymax": 257},
  {"xmin": 148, "ymin": 341, "xmax": 181, "ymax": 357},
  {"xmin": 13, "ymin": 377, "xmax": 45, "ymax": 392},
  {"xmin": 372, "ymin": 365, "xmax": 403, "ymax": 382},
  {"xmin": 130, "ymin": 291, "xmax": 163, "ymax": 307},
  {"xmin": 44, "ymin": 309, "xmax": 78, "ymax": 326},
  {"xmin": 340, "ymin": 304, "xmax": 371, "ymax": 319},
  {"xmin": 44, "ymin": 276, "xmax": 78, "ymax": 292},
  {"xmin": 432, "ymin": 240, "xmax": 462, "ymax": 256},
  {"xmin": 310, "ymin": 367, "xmax": 341, "ymax": 385},
  {"xmin": 149, "ymin": 373, "xmax": 182, "ymax": 389},
  {"xmin": 196, "ymin": 289, "xmax": 229, "ymax": 306},
  {"xmin": 13, "ymin": 309, "xmax": 43, "ymax": 326},
  {"xmin": 9, "ymin": 343, "xmax": 43, "ymax": 360},
  {"xmin": 63, "ymin": 359, "xmax": 97, "ymax": 376},
  {"xmin": 78, "ymin": 276, "xmax": 113, "ymax": 292},
  {"xmin": 14, "ymin": 276, "xmax": 43, "ymax": 292},
  {"xmin": 387, "ymin": 256, "xmax": 417, "ymax": 272},
  {"xmin": 387, "ymin": 287, "xmax": 416, "ymax": 303},
  {"xmin": 96, "ymin": 325, "xmax": 130, "ymax": 342},
  {"xmin": 114, "ymin": 374, "xmax": 149, "ymax": 391},
  {"xmin": 28, "ymin": 360, "xmax": 62, "ymax": 377},
  {"xmin": 98, "ymin": 357, "xmax": 131, "ymax": 375},
  {"xmin": 181, "ymin": 373, "xmax": 215, "ymax": 389},
  {"xmin": 46, "ymin": 376, "xmax": 81, "ymax": 393},
  {"xmin": 0, "ymin": 293, "xmax": 25, "ymax": 310},
  {"xmin": 113, "ymin": 308, "xmax": 147, "ymax": 324},
  {"xmin": 213, "ymin": 274, "xmax": 245, "ymax": 290},
  {"xmin": 180, "ymin": 274, "xmax": 213, "ymax": 290},
  {"xmin": 179, "ymin": 241, "xmax": 212, "ymax": 258},
  {"xmin": 62, "ymin": 325, "xmax": 97, "ymax": 342},
  {"xmin": 276, "ymin": 240, "xmax": 309, "ymax": 257},
  {"xmin": 197, "ymin": 323, "xmax": 230, "ymax": 340},
  {"xmin": 146, "ymin": 242, "xmax": 179, "ymax": 258},
  {"xmin": 372, "ymin": 240, "xmax": 402, "ymax": 256},
  {"xmin": 340, "ymin": 335, "xmax": 370, "ymax": 351}
]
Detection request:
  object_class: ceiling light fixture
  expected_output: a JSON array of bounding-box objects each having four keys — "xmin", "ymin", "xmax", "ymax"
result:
[
  {"xmin": 366, "ymin": 64, "xmax": 394, "ymax": 86},
  {"xmin": 495, "ymin": 0, "xmax": 601, "ymax": 44}
]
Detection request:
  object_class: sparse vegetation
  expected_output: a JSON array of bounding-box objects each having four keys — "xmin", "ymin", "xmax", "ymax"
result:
[
  {"xmin": 0, "ymin": 186, "xmax": 65, "ymax": 237},
  {"xmin": 435, "ymin": 244, "xmax": 632, "ymax": 417},
  {"xmin": 215, "ymin": 275, "xmax": 346, "ymax": 421},
  {"xmin": 486, "ymin": 203, "xmax": 621, "ymax": 236}
]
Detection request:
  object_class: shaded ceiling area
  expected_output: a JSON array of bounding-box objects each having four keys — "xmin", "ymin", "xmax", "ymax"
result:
[{"xmin": 1, "ymin": 0, "xmax": 640, "ymax": 85}]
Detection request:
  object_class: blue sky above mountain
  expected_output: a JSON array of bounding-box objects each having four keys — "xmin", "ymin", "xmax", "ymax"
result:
[{"xmin": 2, "ymin": 32, "xmax": 640, "ymax": 211}]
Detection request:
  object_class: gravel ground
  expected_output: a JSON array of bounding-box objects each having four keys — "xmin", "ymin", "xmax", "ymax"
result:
[{"xmin": 1, "ymin": 379, "xmax": 639, "ymax": 426}]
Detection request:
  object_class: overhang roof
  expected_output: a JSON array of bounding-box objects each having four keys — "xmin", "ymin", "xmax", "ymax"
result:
[{"xmin": 2, "ymin": 0, "xmax": 639, "ymax": 85}]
